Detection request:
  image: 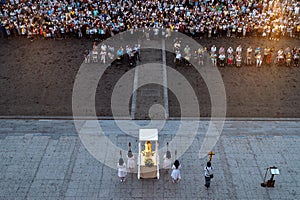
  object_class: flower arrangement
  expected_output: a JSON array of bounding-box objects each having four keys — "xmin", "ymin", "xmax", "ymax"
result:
[
  {"xmin": 144, "ymin": 158, "xmax": 154, "ymax": 167},
  {"xmin": 142, "ymin": 150, "xmax": 154, "ymax": 157}
]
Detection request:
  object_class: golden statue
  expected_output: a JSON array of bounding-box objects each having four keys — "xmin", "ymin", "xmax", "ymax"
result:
[{"xmin": 144, "ymin": 141, "xmax": 152, "ymax": 157}]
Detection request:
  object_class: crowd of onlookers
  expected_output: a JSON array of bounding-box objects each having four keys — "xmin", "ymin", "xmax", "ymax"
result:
[
  {"xmin": 0, "ymin": 0, "xmax": 300, "ymax": 40},
  {"xmin": 84, "ymin": 37, "xmax": 299, "ymax": 68},
  {"xmin": 1, "ymin": 0, "xmax": 300, "ymax": 67},
  {"xmin": 84, "ymin": 41, "xmax": 141, "ymax": 66},
  {"xmin": 173, "ymin": 38, "xmax": 300, "ymax": 67}
]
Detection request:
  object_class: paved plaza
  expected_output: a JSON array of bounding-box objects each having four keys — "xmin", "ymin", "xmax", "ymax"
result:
[{"xmin": 0, "ymin": 119, "xmax": 299, "ymax": 199}]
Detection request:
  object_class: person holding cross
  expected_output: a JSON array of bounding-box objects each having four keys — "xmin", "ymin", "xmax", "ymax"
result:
[{"xmin": 204, "ymin": 161, "xmax": 214, "ymax": 189}]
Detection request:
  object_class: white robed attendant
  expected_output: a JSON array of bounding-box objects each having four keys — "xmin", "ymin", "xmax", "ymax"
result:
[
  {"xmin": 117, "ymin": 158, "xmax": 127, "ymax": 182},
  {"xmin": 127, "ymin": 151, "xmax": 135, "ymax": 172},
  {"xmin": 171, "ymin": 160, "xmax": 181, "ymax": 183},
  {"xmin": 163, "ymin": 153, "xmax": 172, "ymax": 170},
  {"xmin": 127, "ymin": 156, "xmax": 135, "ymax": 169}
]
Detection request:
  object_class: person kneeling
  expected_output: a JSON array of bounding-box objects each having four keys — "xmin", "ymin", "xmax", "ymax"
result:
[{"xmin": 171, "ymin": 160, "xmax": 181, "ymax": 183}]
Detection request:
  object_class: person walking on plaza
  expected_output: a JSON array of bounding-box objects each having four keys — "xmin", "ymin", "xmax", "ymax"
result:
[
  {"xmin": 118, "ymin": 154, "xmax": 127, "ymax": 182},
  {"xmin": 204, "ymin": 161, "xmax": 214, "ymax": 189},
  {"xmin": 171, "ymin": 160, "xmax": 181, "ymax": 183}
]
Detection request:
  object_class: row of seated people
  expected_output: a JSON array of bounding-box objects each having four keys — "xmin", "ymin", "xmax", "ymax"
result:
[
  {"xmin": 173, "ymin": 42, "xmax": 300, "ymax": 67},
  {"xmin": 85, "ymin": 42, "xmax": 141, "ymax": 67}
]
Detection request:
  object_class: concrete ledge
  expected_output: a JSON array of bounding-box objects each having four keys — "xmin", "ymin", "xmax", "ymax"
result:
[{"xmin": 1, "ymin": 115, "xmax": 300, "ymax": 121}]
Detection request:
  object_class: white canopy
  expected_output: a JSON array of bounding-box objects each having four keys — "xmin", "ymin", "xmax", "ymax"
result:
[{"xmin": 139, "ymin": 129, "xmax": 158, "ymax": 141}]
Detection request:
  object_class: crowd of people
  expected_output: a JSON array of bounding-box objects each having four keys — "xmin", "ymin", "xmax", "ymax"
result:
[
  {"xmin": 84, "ymin": 41, "xmax": 141, "ymax": 67},
  {"xmin": 1, "ymin": 0, "xmax": 300, "ymax": 67},
  {"xmin": 173, "ymin": 39, "xmax": 300, "ymax": 67},
  {"xmin": 1, "ymin": 0, "xmax": 300, "ymax": 40},
  {"xmin": 85, "ymin": 36, "xmax": 299, "ymax": 68}
]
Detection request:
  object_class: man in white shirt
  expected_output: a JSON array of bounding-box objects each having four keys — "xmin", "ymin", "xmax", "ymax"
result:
[{"xmin": 204, "ymin": 161, "xmax": 214, "ymax": 189}]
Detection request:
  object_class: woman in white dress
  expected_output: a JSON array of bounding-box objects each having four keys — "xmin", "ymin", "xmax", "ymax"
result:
[
  {"xmin": 171, "ymin": 160, "xmax": 181, "ymax": 183},
  {"xmin": 127, "ymin": 150, "xmax": 135, "ymax": 173},
  {"xmin": 117, "ymin": 158, "xmax": 127, "ymax": 182}
]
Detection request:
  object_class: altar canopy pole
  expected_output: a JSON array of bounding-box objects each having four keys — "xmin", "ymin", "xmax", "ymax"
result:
[
  {"xmin": 138, "ymin": 142, "xmax": 141, "ymax": 179},
  {"xmin": 156, "ymin": 141, "xmax": 159, "ymax": 179}
]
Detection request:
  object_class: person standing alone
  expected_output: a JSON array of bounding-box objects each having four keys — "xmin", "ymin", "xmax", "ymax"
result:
[{"xmin": 204, "ymin": 161, "xmax": 214, "ymax": 189}]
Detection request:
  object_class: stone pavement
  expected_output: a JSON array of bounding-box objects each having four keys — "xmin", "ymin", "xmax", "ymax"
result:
[{"xmin": 0, "ymin": 119, "xmax": 299, "ymax": 199}]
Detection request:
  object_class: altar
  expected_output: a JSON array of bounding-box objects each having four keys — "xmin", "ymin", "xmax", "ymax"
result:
[{"xmin": 138, "ymin": 129, "xmax": 159, "ymax": 179}]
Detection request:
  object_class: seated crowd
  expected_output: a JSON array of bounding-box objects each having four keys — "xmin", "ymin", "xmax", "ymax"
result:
[
  {"xmin": 172, "ymin": 39, "xmax": 300, "ymax": 67},
  {"xmin": 85, "ymin": 37, "xmax": 299, "ymax": 68}
]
